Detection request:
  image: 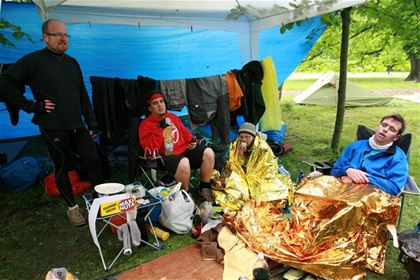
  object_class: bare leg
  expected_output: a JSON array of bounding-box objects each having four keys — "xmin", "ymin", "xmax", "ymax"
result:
[
  {"xmin": 174, "ymin": 158, "xmax": 190, "ymax": 191},
  {"xmin": 200, "ymin": 147, "xmax": 215, "ymax": 183}
]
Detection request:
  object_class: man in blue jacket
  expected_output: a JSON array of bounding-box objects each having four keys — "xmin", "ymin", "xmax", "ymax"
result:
[{"xmin": 331, "ymin": 113, "xmax": 408, "ymax": 195}]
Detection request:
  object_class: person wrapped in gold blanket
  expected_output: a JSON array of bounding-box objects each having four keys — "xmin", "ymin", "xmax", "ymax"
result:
[{"xmin": 214, "ymin": 122, "xmax": 292, "ymax": 210}]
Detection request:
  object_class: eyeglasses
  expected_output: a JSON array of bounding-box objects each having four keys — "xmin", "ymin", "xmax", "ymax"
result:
[{"xmin": 45, "ymin": 32, "xmax": 70, "ymax": 38}]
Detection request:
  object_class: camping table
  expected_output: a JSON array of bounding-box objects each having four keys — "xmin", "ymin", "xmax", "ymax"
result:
[{"xmin": 83, "ymin": 190, "xmax": 162, "ymax": 270}]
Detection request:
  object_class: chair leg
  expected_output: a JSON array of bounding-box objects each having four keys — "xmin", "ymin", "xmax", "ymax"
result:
[
  {"xmin": 397, "ymin": 194, "xmax": 405, "ymax": 231},
  {"xmin": 139, "ymin": 166, "xmax": 158, "ymax": 189}
]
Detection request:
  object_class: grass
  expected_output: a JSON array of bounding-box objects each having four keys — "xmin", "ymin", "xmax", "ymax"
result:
[
  {"xmin": 0, "ymin": 80, "xmax": 419, "ymax": 279},
  {"xmin": 283, "ymin": 77, "xmax": 420, "ymax": 90}
]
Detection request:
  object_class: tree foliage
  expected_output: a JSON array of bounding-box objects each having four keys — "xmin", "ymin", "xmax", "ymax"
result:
[
  {"xmin": 0, "ymin": 18, "xmax": 33, "ymax": 47},
  {"xmin": 296, "ymin": 0, "xmax": 419, "ymax": 73},
  {"xmin": 1, "ymin": 0, "xmax": 34, "ymax": 47}
]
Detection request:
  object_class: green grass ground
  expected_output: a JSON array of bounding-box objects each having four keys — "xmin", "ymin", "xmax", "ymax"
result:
[{"xmin": 0, "ymin": 78, "xmax": 418, "ymax": 279}]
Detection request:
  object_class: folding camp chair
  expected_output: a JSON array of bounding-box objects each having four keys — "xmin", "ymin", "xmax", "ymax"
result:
[
  {"xmin": 304, "ymin": 124, "xmax": 420, "ymax": 230},
  {"xmin": 127, "ymin": 117, "xmax": 176, "ymax": 189}
]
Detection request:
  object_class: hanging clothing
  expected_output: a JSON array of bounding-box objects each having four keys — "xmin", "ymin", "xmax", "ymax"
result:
[
  {"xmin": 225, "ymin": 71, "xmax": 244, "ymax": 112},
  {"xmin": 116, "ymin": 78, "xmax": 146, "ymax": 118},
  {"xmin": 137, "ymin": 75, "xmax": 159, "ymax": 97},
  {"xmin": 236, "ymin": 60, "xmax": 265, "ymax": 124},
  {"xmin": 259, "ymin": 57, "xmax": 283, "ymax": 131},
  {"xmin": 160, "ymin": 79, "xmax": 187, "ymax": 110},
  {"xmin": 90, "ymin": 76, "xmax": 130, "ymax": 133},
  {"xmin": 229, "ymin": 69, "xmax": 247, "ymax": 126},
  {"xmin": 186, "ymin": 75, "xmax": 230, "ymax": 144}
]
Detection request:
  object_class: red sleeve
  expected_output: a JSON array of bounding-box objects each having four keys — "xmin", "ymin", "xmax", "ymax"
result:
[{"xmin": 139, "ymin": 117, "xmax": 163, "ymax": 155}]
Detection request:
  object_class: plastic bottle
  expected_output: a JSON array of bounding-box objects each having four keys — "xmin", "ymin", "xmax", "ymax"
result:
[
  {"xmin": 163, "ymin": 118, "xmax": 173, "ymax": 155},
  {"xmin": 149, "ymin": 226, "xmax": 170, "ymax": 241},
  {"xmin": 253, "ymin": 252, "xmax": 270, "ymax": 280}
]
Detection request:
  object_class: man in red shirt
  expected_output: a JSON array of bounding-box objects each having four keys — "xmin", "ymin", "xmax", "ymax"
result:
[{"xmin": 139, "ymin": 91, "xmax": 215, "ymax": 199}]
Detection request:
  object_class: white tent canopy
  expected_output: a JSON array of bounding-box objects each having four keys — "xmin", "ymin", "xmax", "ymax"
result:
[{"xmin": 32, "ymin": 0, "xmax": 366, "ymax": 62}]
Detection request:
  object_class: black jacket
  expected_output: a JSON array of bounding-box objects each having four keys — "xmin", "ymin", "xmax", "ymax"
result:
[{"xmin": 0, "ymin": 48, "xmax": 96, "ymax": 129}]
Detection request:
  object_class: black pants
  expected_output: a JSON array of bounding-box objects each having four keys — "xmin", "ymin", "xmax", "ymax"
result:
[
  {"xmin": 41, "ymin": 127, "xmax": 103, "ymax": 206},
  {"xmin": 163, "ymin": 144, "xmax": 208, "ymax": 176}
]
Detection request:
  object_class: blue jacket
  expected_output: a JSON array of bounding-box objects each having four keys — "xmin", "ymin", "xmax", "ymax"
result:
[{"xmin": 331, "ymin": 140, "xmax": 408, "ymax": 195}]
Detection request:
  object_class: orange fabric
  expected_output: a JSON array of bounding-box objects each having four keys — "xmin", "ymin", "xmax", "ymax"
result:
[
  {"xmin": 225, "ymin": 72, "xmax": 243, "ymax": 111},
  {"xmin": 43, "ymin": 171, "xmax": 92, "ymax": 197}
]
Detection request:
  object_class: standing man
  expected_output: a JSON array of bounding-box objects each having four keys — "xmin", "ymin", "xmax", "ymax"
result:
[
  {"xmin": 0, "ymin": 19, "xmax": 102, "ymax": 226},
  {"xmin": 139, "ymin": 91, "xmax": 215, "ymax": 200},
  {"xmin": 331, "ymin": 113, "xmax": 408, "ymax": 195}
]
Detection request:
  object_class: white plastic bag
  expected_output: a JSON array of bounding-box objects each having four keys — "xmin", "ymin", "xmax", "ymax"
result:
[{"xmin": 159, "ymin": 183, "xmax": 195, "ymax": 234}]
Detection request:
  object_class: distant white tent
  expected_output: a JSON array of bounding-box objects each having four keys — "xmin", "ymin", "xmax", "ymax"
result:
[
  {"xmin": 392, "ymin": 94, "xmax": 420, "ymax": 104},
  {"xmin": 293, "ymin": 71, "xmax": 393, "ymax": 106}
]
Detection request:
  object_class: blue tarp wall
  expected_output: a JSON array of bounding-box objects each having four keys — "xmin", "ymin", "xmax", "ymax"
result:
[{"xmin": 0, "ymin": 1, "xmax": 325, "ymax": 140}]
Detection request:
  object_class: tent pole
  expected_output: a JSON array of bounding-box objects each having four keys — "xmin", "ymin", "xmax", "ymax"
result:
[
  {"xmin": 331, "ymin": 7, "xmax": 351, "ymax": 152},
  {"xmin": 238, "ymin": 30, "xmax": 259, "ymax": 64}
]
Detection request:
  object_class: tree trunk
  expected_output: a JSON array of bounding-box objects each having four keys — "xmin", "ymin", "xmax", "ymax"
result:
[
  {"xmin": 331, "ymin": 7, "xmax": 351, "ymax": 152},
  {"xmin": 405, "ymin": 56, "xmax": 420, "ymax": 82}
]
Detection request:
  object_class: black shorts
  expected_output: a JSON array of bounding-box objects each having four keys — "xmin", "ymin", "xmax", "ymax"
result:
[{"xmin": 163, "ymin": 144, "xmax": 209, "ymax": 175}]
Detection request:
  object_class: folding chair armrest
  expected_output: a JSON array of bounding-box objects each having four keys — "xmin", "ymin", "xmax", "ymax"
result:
[
  {"xmin": 138, "ymin": 155, "xmax": 163, "ymax": 161},
  {"xmin": 402, "ymin": 176, "xmax": 420, "ymax": 195},
  {"xmin": 138, "ymin": 155, "xmax": 165, "ymax": 169},
  {"xmin": 302, "ymin": 160, "xmax": 333, "ymax": 175}
]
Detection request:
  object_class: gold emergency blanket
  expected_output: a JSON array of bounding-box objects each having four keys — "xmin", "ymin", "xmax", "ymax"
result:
[
  {"xmin": 214, "ymin": 134, "xmax": 291, "ymax": 210},
  {"xmin": 224, "ymin": 175, "xmax": 401, "ymax": 280}
]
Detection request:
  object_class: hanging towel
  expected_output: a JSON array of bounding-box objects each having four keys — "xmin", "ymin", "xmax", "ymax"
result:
[{"xmin": 259, "ymin": 56, "xmax": 284, "ymax": 131}]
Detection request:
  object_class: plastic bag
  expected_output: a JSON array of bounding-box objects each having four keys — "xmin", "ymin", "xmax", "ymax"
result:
[
  {"xmin": 264, "ymin": 122, "xmax": 287, "ymax": 143},
  {"xmin": 159, "ymin": 183, "xmax": 195, "ymax": 234}
]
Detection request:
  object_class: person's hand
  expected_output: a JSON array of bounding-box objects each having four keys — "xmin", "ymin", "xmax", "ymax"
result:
[
  {"xmin": 341, "ymin": 176, "xmax": 353, "ymax": 184},
  {"xmin": 41, "ymin": 99, "xmax": 55, "ymax": 113},
  {"xmin": 345, "ymin": 168, "xmax": 369, "ymax": 184},
  {"xmin": 89, "ymin": 130, "xmax": 97, "ymax": 137},
  {"xmin": 187, "ymin": 141, "xmax": 197, "ymax": 150},
  {"xmin": 237, "ymin": 141, "xmax": 247, "ymax": 156}
]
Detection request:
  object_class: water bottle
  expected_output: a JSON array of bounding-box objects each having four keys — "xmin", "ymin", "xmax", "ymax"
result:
[
  {"xmin": 163, "ymin": 118, "xmax": 173, "ymax": 155},
  {"xmin": 253, "ymin": 252, "xmax": 270, "ymax": 280},
  {"xmin": 278, "ymin": 161, "xmax": 290, "ymax": 177},
  {"xmin": 148, "ymin": 226, "xmax": 170, "ymax": 241}
]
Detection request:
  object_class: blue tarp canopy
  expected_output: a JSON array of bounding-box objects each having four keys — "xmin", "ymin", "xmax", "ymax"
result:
[{"xmin": 0, "ymin": 1, "xmax": 365, "ymax": 140}]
